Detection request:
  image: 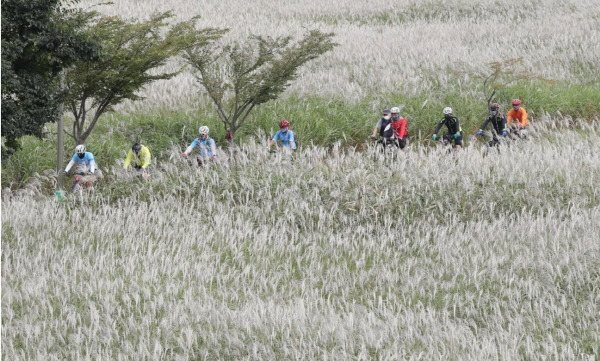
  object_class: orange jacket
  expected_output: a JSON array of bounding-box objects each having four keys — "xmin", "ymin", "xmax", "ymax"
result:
[{"xmin": 507, "ymin": 107, "xmax": 529, "ymax": 127}]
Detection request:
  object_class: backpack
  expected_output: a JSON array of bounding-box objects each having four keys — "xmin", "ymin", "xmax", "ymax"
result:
[
  {"xmin": 380, "ymin": 118, "xmax": 393, "ymax": 138},
  {"xmin": 291, "ymin": 130, "xmax": 298, "ymax": 148}
]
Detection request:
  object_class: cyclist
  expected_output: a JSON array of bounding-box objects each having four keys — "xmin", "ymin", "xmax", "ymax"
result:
[
  {"xmin": 124, "ymin": 142, "xmax": 152, "ymax": 172},
  {"xmin": 64, "ymin": 144, "xmax": 103, "ymax": 186},
  {"xmin": 64, "ymin": 144, "xmax": 101, "ymax": 176},
  {"xmin": 507, "ymin": 98, "xmax": 529, "ymax": 139},
  {"xmin": 268, "ymin": 120, "xmax": 296, "ymax": 151},
  {"xmin": 371, "ymin": 107, "xmax": 408, "ymax": 149},
  {"xmin": 390, "ymin": 107, "xmax": 409, "ymax": 149},
  {"xmin": 183, "ymin": 126, "xmax": 217, "ymax": 165},
  {"xmin": 476, "ymin": 103, "xmax": 508, "ymax": 146},
  {"xmin": 370, "ymin": 108, "xmax": 392, "ymax": 141},
  {"xmin": 432, "ymin": 107, "xmax": 462, "ymax": 149}
]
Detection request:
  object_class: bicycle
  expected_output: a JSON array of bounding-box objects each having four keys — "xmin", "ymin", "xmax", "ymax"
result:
[
  {"xmin": 370, "ymin": 135, "xmax": 399, "ymax": 159},
  {"xmin": 66, "ymin": 172, "xmax": 96, "ymax": 192},
  {"xmin": 130, "ymin": 165, "xmax": 151, "ymax": 181}
]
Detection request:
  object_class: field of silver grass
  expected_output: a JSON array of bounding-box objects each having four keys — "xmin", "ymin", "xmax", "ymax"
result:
[
  {"xmin": 3, "ymin": 117, "xmax": 599, "ymax": 360},
  {"xmin": 76, "ymin": 0, "xmax": 600, "ymax": 109}
]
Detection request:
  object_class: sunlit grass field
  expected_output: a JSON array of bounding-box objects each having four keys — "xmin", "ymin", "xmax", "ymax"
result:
[
  {"xmin": 75, "ymin": 0, "xmax": 600, "ymax": 108},
  {"xmin": 2, "ymin": 117, "xmax": 600, "ymax": 360},
  {"xmin": 3, "ymin": 0, "xmax": 600, "ymax": 359}
]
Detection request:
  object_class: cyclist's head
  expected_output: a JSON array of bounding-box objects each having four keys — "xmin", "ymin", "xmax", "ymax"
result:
[
  {"xmin": 75, "ymin": 144, "xmax": 86, "ymax": 158},
  {"xmin": 279, "ymin": 120, "xmax": 290, "ymax": 133},
  {"xmin": 512, "ymin": 98, "xmax": 521, "ymax": 109},
  {"xmin": 199, "ymin": 126, "xmax": 209, "ymax": 139},
  {"xmin": 390, "ymin": 107, "xmax": 400, "ymax": 120},
  {"xmin": 382, "ymin": 109, "xmax": 391, "ymax": 120},
  {"xmin": 443, "ymin": 107, "xmax": 453, "ymax": 117},
  {"xmin": 279, "ymin": 120, "xmax": 290, "ymax": 129},
  {"xmin": 490, "ymin": 103, "xmax": 500, "ymax": 116},
  {"xmin": 132, "ymin": 142, "xmax": 142, "ymax": 154}
]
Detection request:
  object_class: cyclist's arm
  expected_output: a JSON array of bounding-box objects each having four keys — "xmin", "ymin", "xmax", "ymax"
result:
[
  {"xmin": 270, "ymin": 131, "xmax": 280, "ymax": 147},
  {"xmin": 433, "ymin": 121, "xmax": 444, "ymax": 135},
  {"xmin": 506, "ymin": 110, "xmax": 514, "ymax": 124},
  {"xmin": 372, "ymin": 119, "xmax": 383, "ymax": 137},
  {"xmin": 209, "ymin": 139, "xmax": 217, "ymax": 156},
  {"xmin": 480, "ymin": 117, "xmax": 490, "ymax": 131},
  {"xmin": 141, "ymin": 147, "xmax": 151, "ymax": 168},
  {"xmin": 124, "ymin": 149, "xmax": 133, "ymax": 169},
  {"xmin": 398, "ymin": 118, "xmax": 407, "ymax": 138},
  {"xmin": 290, "ymin": 132, "xmax": 296, "ymax": 150},
  {"xmin": 65, "ymin": 160, "xmax": 75, "ymax": 172},
  {"xmin": 183, "ymin": 139, "xmax": 199, "ymax": 155},
  {"xmin": 520, "ymin": 109, "xmax": 529, "ymax": 126},
  {"xmin": 371, "ymin": 127, "xmax": 379, "ymax": 137},
  {"xmin": 86, "ymin": 153, "xmax": 97, "ymax": 173}
]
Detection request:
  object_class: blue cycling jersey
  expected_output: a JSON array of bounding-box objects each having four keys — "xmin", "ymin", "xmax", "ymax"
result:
[
  {"xmin": 70, "ymin": 152, "xmax": 95, "ymax": 167},
  {"xmin": 272, "ymin": 130, "xmax": 296, "ymax": 149},
  {"xmin": 189, "ymin": 138, "xmax": 216, "ymax": 157}
]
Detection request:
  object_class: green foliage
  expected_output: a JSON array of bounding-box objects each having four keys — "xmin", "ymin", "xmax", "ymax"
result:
[
  {"xmin": 1, "ymin": 0, "xmax": 99, "ymax": 156},
  {"xmin": 184, "ymin": 29, "xmax": 337, "ymax": 143},
  {"xmin": 62, "ymin": 11, "xmax": 225, "ymax": 144},
  {"xmin": 2, "ymin": 79, "xmax": 598, "ymax": 190},
  {"xmin": 476, "ymin": 58, "xmax": 538, "ymax": 106}
]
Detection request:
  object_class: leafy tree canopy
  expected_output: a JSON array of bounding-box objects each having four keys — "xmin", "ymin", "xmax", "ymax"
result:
[
  {"xmin": 184, "ymin": 29, "xmax": 337, "ymax": 144},
  {"xmin": 1, "ymin": 0, "xmax": 98, "ymax": 157},
  {"xmin": 63, "ymin": 11, "xmax": 226, "ymax": 144}
]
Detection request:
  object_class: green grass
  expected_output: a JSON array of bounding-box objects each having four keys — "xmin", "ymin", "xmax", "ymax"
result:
[{"xmin": 2, "ymin": 79, "xmax": 599, "ymax": 190}]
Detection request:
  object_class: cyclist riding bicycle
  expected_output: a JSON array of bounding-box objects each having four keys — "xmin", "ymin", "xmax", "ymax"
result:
[
  {"xmin": 183, "ymin": 126, "xmax": 217, "ymax": 166},
  {"xmin": 476, "ymin": 103, "xmax": 508, "ymax": 146},
  {"xmin": 124, "ymin": 142, "xmax": 152, "ymax": 172},
  {"xmin": 507, "ymin": 98, "xmax": 529, "ymax": 139},
  {"xmin": 432, "ymin": 107, "xmax": 463, "ymax": 149},
  {"xmin": 371, "ymin": 107, "xmax": 409, "ymax": 149},
  {"xmin": 64, "ymin": 144, "xmax": 102, "ymax": 178},
  {"xmin": 390, "ymin": 107, "xmax": 409, "ymax": 149},
  {"xmin": 268, "ymin": 120, "xmax": 296, "ymax": 151},
  {"xmin": 371, "ymin": 108, "xmax": 391, "ymax": 140}
]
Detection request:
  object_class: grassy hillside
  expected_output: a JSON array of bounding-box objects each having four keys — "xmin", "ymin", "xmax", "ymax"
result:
[
  {"xmin": 3, "ymin": 0, "xmax": 600, "ymax": 359},
  {"xmin": 2, "ymin": 80, "xmax": 598, "ymax": 190},
  {"xmin": 2, "ymin": 117, "xmax": 600, "ymax": 360}
]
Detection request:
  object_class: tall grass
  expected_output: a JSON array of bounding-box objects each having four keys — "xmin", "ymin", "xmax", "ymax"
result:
[
  {"xmin": 3, "ymin": 0, "xmax": 600, "ymax": 358},
  {"xmin": 73, "ymin": 0, "xmax": 600, "ymax": 109},
  {"xmin": 3, "ymin": 117, "xmax": 599, "ymax": 360},
  {"xmin": 3, "ymin": 80, "xmax": 598, "ymax": 191}
]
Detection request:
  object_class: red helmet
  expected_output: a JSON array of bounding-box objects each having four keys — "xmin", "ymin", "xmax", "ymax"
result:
[
  {"xmin": 512, "ymin": 99, "xmax": 522, "ymax": 106},
  {"xmin": 279, "ymin": 120, "xmax": 290, "ymax": 128}
]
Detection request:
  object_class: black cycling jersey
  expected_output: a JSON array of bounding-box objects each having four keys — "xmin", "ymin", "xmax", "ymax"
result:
[
  {"xmin": 379, "ymin": 117, "xmax": 393, "ymax": 138},
  {"xmin": 434, "ymin": 116, "xmax": 461, "ymax": 135},
  {"xmin": 480, "ymin": 114, "xmax": 507, "ymax": 134}
]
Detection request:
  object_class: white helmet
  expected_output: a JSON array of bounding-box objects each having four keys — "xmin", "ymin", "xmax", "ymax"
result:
[
  {"xmin": 199, "ymin": 126, "xmax": 209, "ymax": 135},
  {"xmin": 390, "ymin": 107, "xmax": 400, "ymax": 114},
  {"xmin": 443, "ymin": 107, "xmax": 453, "ymax": 115},
  {"xmin": 75, "ymin": 144, "xmax": 86, "ymax": 154}
]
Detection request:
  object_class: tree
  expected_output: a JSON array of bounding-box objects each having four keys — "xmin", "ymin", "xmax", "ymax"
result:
[
  {"xmin": 1, "ymin": 0, "xmax": 98, "ymax": 157},
  {"xmin": 184, "ymin": 30, "xmax": 337, "ymax": 144},
  {"xmin": 62, "ymin": 12, "xmax": 225, "ymax": 144},
  {"xmin": 477, "ymin": 57, "xmax": 542, "ymax": 110}
]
